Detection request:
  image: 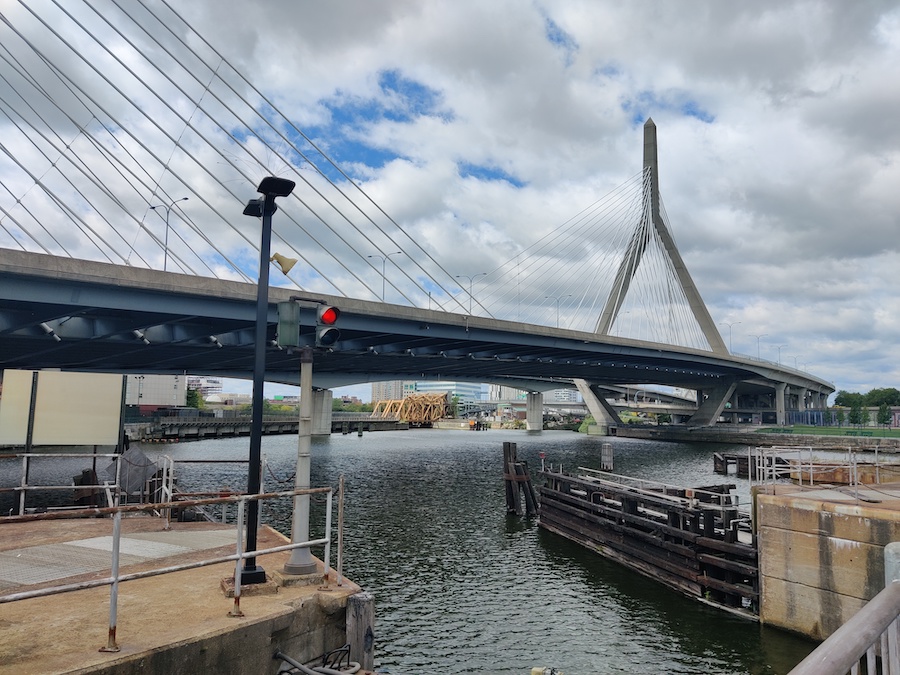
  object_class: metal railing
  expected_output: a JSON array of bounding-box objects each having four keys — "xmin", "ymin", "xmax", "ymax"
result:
[
  {"xmin": 789, "ymin": 543, "xmax": 900, "ymax": 675},
  {"xmin": 0, "ymin": 485, "xmax": 343, "ymax": 652},
  {"xmin": 0, "ymin": 451, "xmax": 123, "ymax": 515}
]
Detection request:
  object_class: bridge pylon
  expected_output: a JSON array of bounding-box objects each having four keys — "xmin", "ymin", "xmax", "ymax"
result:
[{"xmin": 595, "ymin": 119, "xmax": 728, "ymax": 355}]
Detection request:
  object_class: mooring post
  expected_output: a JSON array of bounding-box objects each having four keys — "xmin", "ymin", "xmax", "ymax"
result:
[{"xmin": 347, "ymin": 591, "xmax": 375, "ymax": 670}]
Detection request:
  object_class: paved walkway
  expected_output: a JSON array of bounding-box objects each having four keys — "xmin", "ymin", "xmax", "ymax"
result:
[{"xmin": 0, "ymin": 517, "xmax": 362, "ymax": 674}]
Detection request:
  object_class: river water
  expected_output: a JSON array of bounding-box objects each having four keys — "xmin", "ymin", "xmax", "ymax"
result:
[{"xmin": 5, "ymin": 429, "xmax": 817, "ymax": 673}]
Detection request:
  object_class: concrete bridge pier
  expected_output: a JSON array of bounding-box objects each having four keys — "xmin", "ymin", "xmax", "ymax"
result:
[
  {"xmin": 575, "ymin": 379, "xmax": 620, "ymax": 430},
  {"xmin": 525, "ymin": 392, "xmax": 543, "ymax": 430},
  {"xmin": 312, "ymin": 389, "xmax": 333, "ymax": 437},
  {"xmin": 687, "ymin": 382, "xmax": 736, "ymax": 426},
  {"xmin": 775, "ymin": 382, "xmax": 787, "ymax": 426}
]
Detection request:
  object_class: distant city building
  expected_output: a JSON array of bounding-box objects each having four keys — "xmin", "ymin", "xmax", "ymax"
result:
[
  {"xmin": 186, "ymin": 376, "xmax": 223, "ymax": 399},
  {"xmin": 125, "ymin": 374, "xmax": 186, "ymax": 406},
  {"xmin": 414, "ymin": 380, "xmax": 483, "ymax": 403},
  {"xmin": 488, "ymin": 384, "xmax": 527, "ymax": 401},
  {"xmin": 371, "ymin": 380, "xmax": 415, "ymax": 402}
]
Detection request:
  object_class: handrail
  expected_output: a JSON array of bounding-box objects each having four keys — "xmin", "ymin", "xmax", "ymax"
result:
[
  {"xmin": 0, "ymin": 451, "xmax": 123, "ymax": 514},
  {"xmin": 789, "ymin": 542, "xmax": 900, "ymax": 675},
  {"xmin": 0, "ymin": 485, "xmax": 342, "ymax": 652}
]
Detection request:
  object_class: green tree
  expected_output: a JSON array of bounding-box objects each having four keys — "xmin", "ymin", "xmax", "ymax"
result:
[
  {"xmin": 848, "ymin": 400, "xmax": 865, "ymax": 427},
  {"xmin": 877, "ymin": 403, "xmax": 892, "ymax": 428},
  {"xmin": 834, "ymin": 408, "xmax": 845, "ymax": 427},
  {"xmin": 185, "ymin": 387, "xmax": 203, "ymax": 409},
  {"xmin": 834, "ymin": 390, "xmax": 864, "ymax": 407},
  {"xmin": 578, "ymin": 415, "xmax": 596, "ymax": 433},
  {"xmin": 866, "ymin": 388, "xmax": 900, "ymax": 406}
]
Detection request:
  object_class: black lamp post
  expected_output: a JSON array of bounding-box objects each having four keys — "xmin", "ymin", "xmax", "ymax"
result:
[{"xmin": 241, "ymin": 176, "xmax": 295, "ymax": 584}]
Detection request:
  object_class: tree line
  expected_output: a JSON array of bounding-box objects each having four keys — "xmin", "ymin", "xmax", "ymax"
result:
[{"xmin": 831, "ymin": 388, "xmax": 899, "ymax": 428}]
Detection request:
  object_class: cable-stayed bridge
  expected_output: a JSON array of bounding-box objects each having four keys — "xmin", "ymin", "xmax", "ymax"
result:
[{"xmin": 0, "ymin": 1, "xmax": 833, "ymax": 427}]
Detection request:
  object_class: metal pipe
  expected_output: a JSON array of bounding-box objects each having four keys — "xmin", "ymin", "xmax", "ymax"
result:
[
  {"xmin": 337, "ymin": 474, "xmax": 344, "ymax": 586},
  {"xmin": 0, "ymin": 487, "xmax": 331, "ymax": 523},
  {"xmin": 323, "ymin": 486, "xmax": 332, "ymax": 578},
  {"xmin": 229, "ymin": 499, "xmax": 245, "ymax": 617},
  {"xmin": 100, "ymin": 509, "xmax": 122, "ymax": 652}
]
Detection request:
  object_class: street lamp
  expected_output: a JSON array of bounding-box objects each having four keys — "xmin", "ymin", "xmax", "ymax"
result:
[
  {"xmin": 367, "ymin": 251, "xmax": 402, "ymax": 301},
  {"xmin": 149, "ymin": 197, "xmax": 188, "ymax": 272},
  {"xmin": 777, "ymin": 344, "xmax": 787, "ymax": 364},
  {"xmin": 455, "ymin": 273, "xmax": 487, "ymax": 313},
  {"xmin": 545, "ymin": 294, "xmax": 572, "ymax": 328},
  {"xmin": 721, "ymin": 321, "xmax": 740, "ymax": 353},
  {"xmin": 241, "ymin": 175, "xmax": 295, "ymax": 585},
  {"xmin": 750, "ymin": 333, "xmax": 767, "ymax": 360}
]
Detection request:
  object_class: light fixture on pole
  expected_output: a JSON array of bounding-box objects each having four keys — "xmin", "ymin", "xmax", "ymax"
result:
[
  {"xmin": 778, "ymin": 344, "xmax": 787, "ymax": 364},
  {"xmin": 241, "ymin": 175, "xmax": 295, "ymax": 585},
  {"xmin": 721, "ymin": 321, "xmax": 740, "ymax": 353},
  {"xmin": 750, "ymin": 333, "xmax": 767, "ymax": 360},
  {"xmin": 546, "ymin": 294, "xmax": 572, "ymax": 328},
  {"xmin": 455, "ymin": 273, "xmax": 487, "ymax": 313},
  {"xmin": 149, "ymin": 197, "xmax": 188, "ymax": 272},
  {"xmin": 367, "ymin": 251, "xmax": 402, "ymax": 301}
]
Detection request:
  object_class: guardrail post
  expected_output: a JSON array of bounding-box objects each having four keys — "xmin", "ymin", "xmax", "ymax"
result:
[
  {"xmin": 228, "ymin": 499, "xmax": 246, "ymax": 618},
  {"xmin": 99, "ymin": 509, "xmax": 122, "ymax": 652}
]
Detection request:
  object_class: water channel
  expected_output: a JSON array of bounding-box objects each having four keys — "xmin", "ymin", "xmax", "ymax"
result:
[{"xmin": 6, "ymin": 429, "xmax": 818, "ymax": 673}]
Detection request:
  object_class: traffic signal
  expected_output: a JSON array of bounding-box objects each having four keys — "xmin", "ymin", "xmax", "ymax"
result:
[{"xmin": 316, "ymin": 305, "xmax": 341, "ymax": 347}]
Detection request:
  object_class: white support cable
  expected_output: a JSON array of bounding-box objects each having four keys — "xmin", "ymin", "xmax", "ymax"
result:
[
  {"xmin": 77, "ymin": 0, "xmax": 393, "ymax": 297},
  {"xmin": 153, "ymin": 0, "xmax": 474, "ymax": 310}
]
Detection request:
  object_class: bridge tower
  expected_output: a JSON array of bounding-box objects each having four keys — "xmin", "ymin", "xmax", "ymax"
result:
[{"xmin": 595, "ymin": 119, "xmax": 728, "ymax": 355}]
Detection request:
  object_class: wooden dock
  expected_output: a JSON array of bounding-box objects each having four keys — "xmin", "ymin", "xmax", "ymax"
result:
[{"xmin": 538, "ymin": 468, "xmax": 758, "ymax": 617}]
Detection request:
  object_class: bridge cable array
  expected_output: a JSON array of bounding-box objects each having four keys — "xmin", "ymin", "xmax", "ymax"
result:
[{"xmin": 0, "ymin": 0, "xmax": 714, "ymax": 348}]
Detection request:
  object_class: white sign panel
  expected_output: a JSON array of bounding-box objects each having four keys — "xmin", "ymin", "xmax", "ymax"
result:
[{"xmin": 0, "ymin": 370, "xmax": 123, "ymax": 446}]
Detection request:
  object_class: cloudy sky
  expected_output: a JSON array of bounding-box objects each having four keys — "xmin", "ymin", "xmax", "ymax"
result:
[{"xmin": 2, "ymin": 0, "xmax": 899, "ymax": 401}]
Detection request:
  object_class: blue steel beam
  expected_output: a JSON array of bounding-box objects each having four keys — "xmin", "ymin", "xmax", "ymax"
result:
[{"xmin": 0, "ymin": 250, "xmax": 834, "ymax": 406}]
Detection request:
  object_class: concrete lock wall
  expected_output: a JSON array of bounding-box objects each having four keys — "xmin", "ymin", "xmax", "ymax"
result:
[
  {"xmin": 87, "ymin": 591, "xmax": 356, "ymax": 675},
  {"xmin": 756, "ymin": 490, "xmax": 900, "ymax": 641}
]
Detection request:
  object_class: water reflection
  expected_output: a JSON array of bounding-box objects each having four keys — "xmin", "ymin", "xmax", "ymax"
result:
[{"xmin": 2, "ymin": 430, "xmax": 816, "ymax": 673}]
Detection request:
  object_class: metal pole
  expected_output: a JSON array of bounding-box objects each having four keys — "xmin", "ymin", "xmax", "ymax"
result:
[
  {"xmin": 284, "ymin": 346, "xmax": 317, "ymax": 575},
  {"xmin": 99, "ymin": 509, "xmax": 122, "ymax": 652},
  {"xmin": 243, "ymin": 192, "xmax": 276, "ymax": 585}
]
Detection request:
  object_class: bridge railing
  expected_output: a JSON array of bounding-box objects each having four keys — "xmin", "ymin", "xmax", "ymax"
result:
[{"xmin": 789, "ymin": 542, "xmax": 900, "ymax": 675}]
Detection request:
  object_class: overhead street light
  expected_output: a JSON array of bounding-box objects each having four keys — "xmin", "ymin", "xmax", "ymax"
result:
[
  {"xmin": 149, "ymin": 197, "xmax": 188, "ymax": 272},
  {"xmin": 455, "ymin": 273, "xmax": 487, "ymax": 314},
  {"xmin": 778, "ymin": 344, "xmax": 787, "ymax": 364},
  {"xmin": 750, "ymin": 333, "xmax": 767, "ymax": 360},
  {"xmin": 721, "ymin": 321, "xmax": 740, "ymax": 354},
  {"xmin": 546, "ymin": 294, "xmax": 572, "ymax": 328},
  {"xmin": 367, "ymin": 251, "xmax": 402, "ymax": 301},
  {"xmin": 241, "ymin": 175, "xmax": 295, "ymax": 585}
]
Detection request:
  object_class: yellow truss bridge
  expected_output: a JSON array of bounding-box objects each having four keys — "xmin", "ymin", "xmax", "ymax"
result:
[{"xmin": 370, "ymin": 393, "xmax": 451, "ymax": 427}]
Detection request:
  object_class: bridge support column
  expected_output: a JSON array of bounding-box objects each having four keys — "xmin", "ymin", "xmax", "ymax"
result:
[
  {"xmin": 525, "ymin": 392, "xmax": 543, "ymax": 431},
  {"xmin": 687, "ymin": 382, "xmax": 736, "ymax": 427},
  {"xmin": 312, "ymin": 389, "xmax": 333, "ymax": 437},
  {"xmin": 574, "ymin": 379, "xmax": 620, "ymax": 429},
  {"xmin": 775, "ymin": 383, "xmax": 787, "ymax": 426},
  {"xmin": 796, "ymin": 387, "xmax": 808, "ymax": 411}
]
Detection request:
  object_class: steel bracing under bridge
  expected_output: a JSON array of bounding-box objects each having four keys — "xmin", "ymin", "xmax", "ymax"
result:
[{"xmin": 0, "ymin": 248, "xmax": 832, "ymax": 427}]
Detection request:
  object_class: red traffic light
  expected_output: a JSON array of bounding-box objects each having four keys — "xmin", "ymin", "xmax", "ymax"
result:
[
  {"xmin": 318, "ymin": 305, "xmax": 340, "ymax": 325},
  {"xmin": 316, "ymin": 305, "xmax": 341, "ymax": 347}
]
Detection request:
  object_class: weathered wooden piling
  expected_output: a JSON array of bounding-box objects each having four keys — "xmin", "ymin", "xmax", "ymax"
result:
[
  {"xmin": 538, "ymin": 468, "xmax": 758, "ymax": 615},
  {"xmin": 503, "ymin": 442, "xmax": 538, "ymax": 516}
]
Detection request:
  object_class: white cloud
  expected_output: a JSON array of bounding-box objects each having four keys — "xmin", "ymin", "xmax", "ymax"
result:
[{"xmin": 2, "ymin": 0, "xmax": 899, "ymax": 396}]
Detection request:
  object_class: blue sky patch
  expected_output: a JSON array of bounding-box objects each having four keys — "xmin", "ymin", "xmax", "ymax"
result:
[
  {"xmin": 622, "ymin": 90, "xmax": 715, "ymax": 125},
  {"xmin": 458, "ymin": 161, "xmax": 526, "ymax": 188},
  {"xmin": 544, "ymin": 16, "xmax": 578, "ymax": 65},
  {"xmin": 276, "ymin": 70, "xmax": 450, "ymax": 182}
]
